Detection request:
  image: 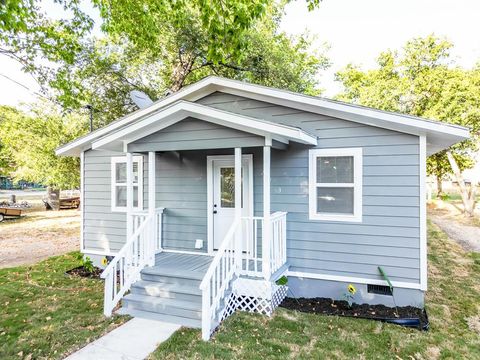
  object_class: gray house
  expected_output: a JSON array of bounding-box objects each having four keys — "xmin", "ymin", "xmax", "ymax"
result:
[{"xmin": 57, "ymin": 76, "xmax": 469, "ymax": 340}]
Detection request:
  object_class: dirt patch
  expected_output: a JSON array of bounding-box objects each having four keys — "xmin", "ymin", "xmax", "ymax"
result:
[
  {"xmin": 280, "ymin": 297, "xmax": 428, "ymax": 329},
  {"xmin": 0, "ymin": 209, "xmax": 80, "ymax": 269}
]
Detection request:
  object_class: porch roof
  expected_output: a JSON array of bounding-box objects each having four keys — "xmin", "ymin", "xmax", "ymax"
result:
[{"xmin": 90, "ymin": 100, "xmax": 318, "ymax": 153}]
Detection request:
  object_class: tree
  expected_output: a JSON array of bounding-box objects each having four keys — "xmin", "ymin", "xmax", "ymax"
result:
[
  {"xmin": 0, "ymin": 0, "xmax": 93, "ymax": 87},
  {"xmin": 0, "ymin": 103, "xmax": 86, "ymax": 189},
  {"xmin": 336, "ymin": 35, "xmax": 480, "ymax": 215},
  {"xmin": 52, "ymin": 4, "xmax": 329, "ymax": 126}
]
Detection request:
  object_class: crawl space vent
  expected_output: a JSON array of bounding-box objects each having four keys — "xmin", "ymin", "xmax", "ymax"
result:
[{"xmin": 367, "ymin": 284, "xmax": 393, "ymax": 296}]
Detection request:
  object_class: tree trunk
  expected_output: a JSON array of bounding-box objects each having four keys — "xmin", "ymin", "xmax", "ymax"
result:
[
  {"xmin": 45, "ymin": 187, "xmax": 60, "ymax": 211},
  {"xmin": 446, "ymin": 151, "xmax": 476, "ymax": 216},
  {"xmin": 436, "ymin": 175, "xmax": 443, "ymax": 197}
]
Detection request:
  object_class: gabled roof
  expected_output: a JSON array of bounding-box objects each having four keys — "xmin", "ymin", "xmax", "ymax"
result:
[
  {"xmin": 56, "ymin": 76, "xmax": 470, "ymax": 156},
  {"xmin": 91, "ymin": 100, "xmax": 317, "ymax": 153}
]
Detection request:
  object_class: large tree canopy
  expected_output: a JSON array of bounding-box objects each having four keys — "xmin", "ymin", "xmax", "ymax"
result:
[
  {"xmin": 0, "ymin": 104, "xmax": 86, "ymax": 188},
  {"xmin": 336, "ymin": 35, "xmax": 480, "ymax": 182},
  {"xmin": 0, "ymin": 0, "xmax": 328, "ymax": 188},
  {"xmin": 52, "ymin": 4, "xmax": 329, "ymax": 126},
  {"xmin": 0, "ymin": 0, "xmax": 93, "ymax": 85}
]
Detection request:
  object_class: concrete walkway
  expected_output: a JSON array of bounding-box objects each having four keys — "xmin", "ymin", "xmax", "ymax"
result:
[{"xmin": 65, "ymin": 318, "xmax": 180, "ymax": 360}]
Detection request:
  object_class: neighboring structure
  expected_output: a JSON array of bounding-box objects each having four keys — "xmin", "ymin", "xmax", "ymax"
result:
[{"xmin": 57, "ymin": 76, "xmax": 469, "ymax": 340}]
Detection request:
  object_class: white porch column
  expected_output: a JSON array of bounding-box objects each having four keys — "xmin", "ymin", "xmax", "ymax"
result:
[
  {"xmin": 234, "ymin": 147, "xmax": 242, "ymax": 266},
  {"xmin": 126, "ymin": 152, "xmax": 134, "ymax": 240},
  {"xmin": 148, "ymin": 152, "xmax": 156, "ymax": 215},
  {"xmin": 263, "ymin": 144, "xmax": 271, "ymax": 278},
  {"xmin": 148, "ymin": 151, "xmax": 157, "ymax": 263}
]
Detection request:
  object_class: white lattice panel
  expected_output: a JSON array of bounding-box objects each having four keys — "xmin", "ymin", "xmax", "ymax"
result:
[{"xmin": 211, "ymin": 277, "xmax": 288, "ymax": 338}]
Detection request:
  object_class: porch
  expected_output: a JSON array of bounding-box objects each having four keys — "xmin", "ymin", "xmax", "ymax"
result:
[{"xmin": 95, "ymin": 103, "xmax": 314, "ymax": 340}]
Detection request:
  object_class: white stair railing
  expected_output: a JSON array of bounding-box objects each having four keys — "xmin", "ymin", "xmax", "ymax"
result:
[
  {"xmin": 101, "ymin": 207, "xmax": 164, "ymax": 316},
  {"xmin": 199, "ymin": 218, "xmax": 240, "ymax": 341}
]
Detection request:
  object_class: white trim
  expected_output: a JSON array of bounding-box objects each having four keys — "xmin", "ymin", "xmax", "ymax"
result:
[
  {"xmin": 92, "ymin": 101, "xmax": 317, "ymax": 152},
  {"xmin": 80, "ymin": 151, "xmax": 85, "ymax": 252},
  {"xmin": 110, "ymin": 155, "xmax": 143, "ymax": 212},
  {"xmin": 419, "ymin": 135, "xmax": 427, "ymax": 291},
  {"xmin": 148, "ymin": 152, "xmax": 156, "ymax": 214},
  {"xmin": 56, "ymin": 77, "xmax": 218, "ymax": 156},
  {"xmin": 163, "ymin": 249, "xmax": 213, "ymax": 257},
  {"xmin": 57, "ymin": 76, "xmax": 469, "ymax": 157},
  {"xmin": 206, "ymin": 154, "xmax": 254, "ymax": 254},
  {"xmin": 287, "ymin": 271, "xmax": 424, "ymax": 291},
  {"xmin": 214, "ymin": 77, "xmax": 470, "ymax": 145},
  {"xmin": 82, "ymin": 249, "xmax": 118, "ymax": 257},
  {"xmin": 308, "ymin": 148, "xmax": 363, "ymax": 222},
  {"xmin": 263, "ymin": 145, "xmax": 271, "ymax": 277},
  {"xmin": 234, "ymin": 148, "xmax": 242, "ymax": 264}
]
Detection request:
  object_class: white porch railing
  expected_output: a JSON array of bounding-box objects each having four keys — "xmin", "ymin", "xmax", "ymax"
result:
[
  {"xmin": 269, "ymin": 211, "xmax": 288, "ymax": 276},
  {"xmin": 101, "ymin": 207, "xmax": 164, "ymax": 316},
  {"xmin": 241, "ymin": 211, "xmax": 287, "ymax": 278},
  {"xmin": 199, "ymin": 211, "xmax": 287, "ymax": 340},
  {"xmin": 199, "ymin": 219, "xmax": 240, "ymax": 340}
]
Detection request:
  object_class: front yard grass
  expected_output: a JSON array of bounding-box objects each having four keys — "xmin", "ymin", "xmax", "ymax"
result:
[
  {"xmin": 152, "ymin": 221, "xmax": 480, "ymax": 359},
  {"xmin": 0, "ymin": 252, "xmax": 127, "ymax": 359}
]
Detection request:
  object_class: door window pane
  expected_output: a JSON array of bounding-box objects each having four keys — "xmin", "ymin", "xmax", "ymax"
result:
[
  {"xmin": 317, "ymin": 187, "xmax": 354, "ymax": 214},
  {"xmin": 220, "ymin": 167, "xmax": 235, "ymax": 208},
  {"xmin": 317, "ymin": 156, "xmax": 354, "ymax": 183}
]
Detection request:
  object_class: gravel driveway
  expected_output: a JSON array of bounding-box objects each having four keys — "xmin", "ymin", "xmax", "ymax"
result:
[
  {"xmin": 430, "ymin": 214, "xmax": 480, "ymax": 252},
  {"xmin": 0, "ymin": 209, "xmax": 80, "ymax": 269}
]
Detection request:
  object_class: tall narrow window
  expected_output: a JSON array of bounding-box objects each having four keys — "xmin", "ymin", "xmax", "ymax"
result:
[
  {"xmin": 309, "ymin": 148, "xmax": 362, "ymax": 222},
  {"xmin": 111, "ymin": 156, "xmax": 143, "ymax": 212}
]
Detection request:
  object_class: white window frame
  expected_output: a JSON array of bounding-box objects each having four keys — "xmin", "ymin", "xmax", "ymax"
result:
[
  {"xmin": 309, "ymin": 148, "xmax": 362, "ymax": 222},
  {"xmin": 111, "ymin": 156, "xmax": 143, "ymax": 212}
]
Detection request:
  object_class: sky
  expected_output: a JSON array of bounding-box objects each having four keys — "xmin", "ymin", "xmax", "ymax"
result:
[{"xmin": 1, "ymin": 0, "xmax": 479, "ymax": 106}]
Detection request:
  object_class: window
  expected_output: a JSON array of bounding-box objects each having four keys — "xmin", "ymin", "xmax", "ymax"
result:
[
  {"xmin": 309, "ymin": 148, "xmax": 362, "ymax": 222},
  {"xmin": 111, "ymin": 156, "xmax": 143, "ymax": 212}
]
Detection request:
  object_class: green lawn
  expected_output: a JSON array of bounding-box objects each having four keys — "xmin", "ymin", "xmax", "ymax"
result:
[
  {"xmin": 0, "ymin": 253, "xmax": 127, "ymax": 359},
  {"xmin": 0, "ymin": 223, "xmax": 478, "ymax": 359},
  {"xmin": 152, "ymin": 222, "xmax": 480, "ymax": 359}
]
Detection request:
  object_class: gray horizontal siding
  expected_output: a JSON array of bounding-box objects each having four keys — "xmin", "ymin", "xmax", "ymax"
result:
[
  {"xmin": 128, "ymin": 117, "xmax": 264, "ymax": 152},
  {"xmin": 156, "ymin": 148, "xmax": 262, "ymax": 252},
  {"xmin": 198, "ymin": 92, "xmax": 421, "ymax": 284},
  {"xmin": 83, "ymin": 149, "xmax": 148, "ymax": 254}
]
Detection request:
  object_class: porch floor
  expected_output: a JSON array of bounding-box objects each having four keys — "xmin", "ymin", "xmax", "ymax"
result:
[{"xmin": 152, "ymin": 252, "xmax": 213, "ymax": 278}]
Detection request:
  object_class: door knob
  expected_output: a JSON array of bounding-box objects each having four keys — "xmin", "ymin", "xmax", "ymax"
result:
[{"xmin": 213, "ymin": 210, "xmax": 217, "ymax": 214}]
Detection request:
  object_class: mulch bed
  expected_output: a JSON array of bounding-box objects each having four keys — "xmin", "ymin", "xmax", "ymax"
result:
[
  {"xmin": 280, "ymin": 297, "xmax": 428, "ymax": 330},
  {"xmin": 65, "ymin": 265, "xmax": 103, "ymax": 279}
]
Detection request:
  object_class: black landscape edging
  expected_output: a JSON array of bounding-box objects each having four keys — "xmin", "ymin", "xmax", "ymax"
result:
[{"xmin": 280, "ymin": 297, "xmax": 429, "ymax": 331}]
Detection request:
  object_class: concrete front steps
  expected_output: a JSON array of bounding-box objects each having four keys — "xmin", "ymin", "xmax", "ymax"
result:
[{"xmin": 118, "ymin": 266, "xmax": 204, "ymax": 328}]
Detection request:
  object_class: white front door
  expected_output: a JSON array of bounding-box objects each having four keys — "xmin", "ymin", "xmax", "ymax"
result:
[{"xmin": 211, "ymin": 156, "xmax": 252, "ymax": 250}]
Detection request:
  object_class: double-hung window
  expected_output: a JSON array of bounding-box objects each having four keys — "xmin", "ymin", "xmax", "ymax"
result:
[
  {"xmin": 309, "ymin": 148, "xmax": 362, "ymax": 222},
  {"xmin": 111, "ymin": 156, "xmax": 143, "ymax": 212}
]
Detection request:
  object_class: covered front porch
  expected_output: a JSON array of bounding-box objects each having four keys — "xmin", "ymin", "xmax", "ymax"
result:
[{"xmin": 97, "ymin": 101, "xmax": 317, "ymax": 340}]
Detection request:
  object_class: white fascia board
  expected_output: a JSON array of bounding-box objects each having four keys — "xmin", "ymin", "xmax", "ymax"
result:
[
  {"xmin": 57, "ymin": 75, "xmax": 469, "ymax": 156},
  {"xmin": 56, "ymin": 78, "xmax": 218, "ymax": 156},
  {"xmin": 92, "ymin": 101, "xmax": 317, "ymax": 150},
  {"xmin": 211, "ymin": 77, "xmax": 470, "ymax": 140}
]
